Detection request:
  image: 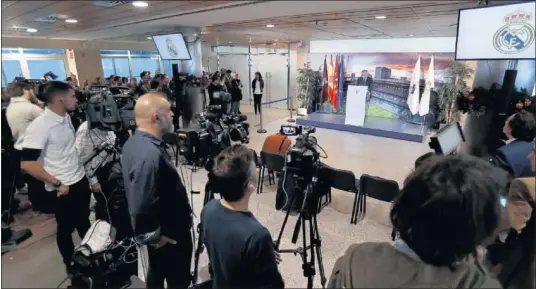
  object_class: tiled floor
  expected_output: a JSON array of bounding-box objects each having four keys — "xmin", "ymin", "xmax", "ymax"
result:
[{"xmin": 1, "ymin": 105, "xmax": 433, "ymax": 288}]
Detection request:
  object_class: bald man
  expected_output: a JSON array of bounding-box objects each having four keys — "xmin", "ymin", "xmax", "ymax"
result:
[{"xmin": 121, "ymin": 93, "xmax": 193, "ymax": 289}]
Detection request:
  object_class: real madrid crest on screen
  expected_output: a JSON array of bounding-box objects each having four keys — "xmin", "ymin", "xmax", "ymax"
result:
[
  {"xmin": 166, "ymin": 38, "xmax": 179, "ymax": 58},
  {"xmin": 493, "ymin": 10, "xmax": 535, "ymax": 54}
]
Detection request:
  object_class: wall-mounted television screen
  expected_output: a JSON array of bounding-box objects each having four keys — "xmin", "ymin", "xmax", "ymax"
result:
[
  {"xmin": 152, "ymin": 33, "xmax": 191, "ymax": 60},
  {"xmin": 455, "ymin": 1, "xmax": 535, "ymax": 60}
]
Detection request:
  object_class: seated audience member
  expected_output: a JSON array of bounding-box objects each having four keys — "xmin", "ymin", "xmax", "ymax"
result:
[
  {"xmin": 487, "ymin": 138, "xmax": 535, "ymax": 289},
  {"xmin": 328, "ymin": 154, "xmax": 506, "ymax": 289},
  {"xmin": 262, "ymin": 132, "xmax": 292, "ymax": 155},
  {"xmin": 149, "ymin": 80, "xmax": 160, "ymax": 92},
  {"xmin": 128, "ymin": 77, "xmax": 137, "ymax": 89},
  {"xmin": 493, "ymin": 111, "xmax": 536, "ymax": 178},
  {"xmin": 201, "ymin": 145, "xmax": 284, "ymax": 289}
]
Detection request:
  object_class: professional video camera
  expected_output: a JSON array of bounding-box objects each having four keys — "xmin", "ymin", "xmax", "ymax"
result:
[
  {"xmin": 274, "ymin": 124, "xmax": 328, "ymax": 289},
  {"xmin": 176, "ymin": 105, "xmax": 249, "ymax": 167},
  {"xmin": 85, "ymin": 86, "xmax": 136, "ymax": 147}
]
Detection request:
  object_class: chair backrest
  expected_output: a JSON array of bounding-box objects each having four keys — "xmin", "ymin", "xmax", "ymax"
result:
[
  {"xmin": 360, "ymin": 174, "xmax": 399, "ymax": 202},
  {"xmin": 320, "ymin": 165, "xmax": 357, "ymax": 192},
  {"xmin": 251, "ymin": 149, "xmax": 260, "ymax": 167},
  {"xmin": 260, "ymin": 150, "xmax": 286, "ymax": 171}
]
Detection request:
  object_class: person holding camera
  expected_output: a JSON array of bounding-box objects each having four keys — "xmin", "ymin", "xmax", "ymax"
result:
[
  {"xmin": 201, "ymin": 145, "xmax": 284, "ymax": 289},
  {"xmin": 328, "ymin": 154, "xmax": 505, "ymax": 288},
  {"xmin": 20, "ymin": 81, "xmax": 91, "ymax": 277},
  {"xmin": 122, "ymin": 93, "xmax": 193, "ymax": 289}
]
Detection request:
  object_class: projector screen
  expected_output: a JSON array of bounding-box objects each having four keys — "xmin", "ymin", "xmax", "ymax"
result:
[
  {"xmin": 152, "ymin": 33, "xmax": 191, "ymax": 60},
  {"xmin": 456, "ymin": 2, "xmax": 536, "ymax": 60}
]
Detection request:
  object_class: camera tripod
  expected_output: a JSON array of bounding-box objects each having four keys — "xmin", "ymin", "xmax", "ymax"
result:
[{"xmin": 274, "ymin": 178, "xmax": 327, "ymax": 289}]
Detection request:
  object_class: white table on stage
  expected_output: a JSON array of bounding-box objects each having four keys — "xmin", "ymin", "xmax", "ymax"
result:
[{"xmin": 345, "ymin": 85, "xmax": 368, "ymax": 127}]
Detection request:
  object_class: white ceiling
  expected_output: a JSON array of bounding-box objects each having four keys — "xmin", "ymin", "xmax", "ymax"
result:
[{"xmin": 0, "ymin": 1, "xmax": 499, "ymax": 46}]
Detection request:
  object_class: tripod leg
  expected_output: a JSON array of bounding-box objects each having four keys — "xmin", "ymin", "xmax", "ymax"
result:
[
  {"xmin": 312, "ymin": 215, "xmax": 327, "ymax": 288},
  {"xmin": 274, "ymin": 189, "xmax": 299, "ymax": 250}
]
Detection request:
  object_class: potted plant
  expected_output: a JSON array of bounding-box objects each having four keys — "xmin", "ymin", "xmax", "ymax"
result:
[
  {"xmin": 296, "ymin": 62, "xmax": 318, "ymax": 116},
  {"xmin": 437, "ymin": 61, "xmax": 474, "ymax": 124}
]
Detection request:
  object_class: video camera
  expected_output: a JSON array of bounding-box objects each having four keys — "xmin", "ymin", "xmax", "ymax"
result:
[
  {"xmin": 280, "ymin": 125, "xmax": 320, "ymax": 176},
  {"xmin": 85, "ymin": 86, "xmax": 136, "ymax": 146},
  {"xmin": 176, "ymin": 105, "xmax": 250, "ymax": 167}
]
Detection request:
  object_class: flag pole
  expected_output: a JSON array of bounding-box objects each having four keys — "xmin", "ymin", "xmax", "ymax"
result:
[{"xmin": 287, "ymin": 42, "xmax": 296, "ymax": 123}]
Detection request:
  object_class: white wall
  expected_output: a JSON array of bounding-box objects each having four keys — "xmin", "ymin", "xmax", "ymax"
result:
[{"xmin": 310, "ymin": 37, "xmax": 456, "ymax": 54}]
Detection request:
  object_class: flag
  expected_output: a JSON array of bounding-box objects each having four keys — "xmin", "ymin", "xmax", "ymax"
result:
[
  {"xmin": 419, "ymin": 56, "xmax": 434, "ymax": 115},
  {"xmin": 320, "ymin": 55, "xmax": 329, "ymax": 104},
  {"xmin": 406, "ymin": 56, "xmax": 421, "ymax": 115},
  {"xmin": 332, "ymin": 55, "xmax": 340, "ymax": 109},
  {"xmin": 328, "ymin": 55, "xmax": 335, "ymax": 105},
  {"xmin": 338, "ymin": 55, "xmax": 345, "ymax": 110}
]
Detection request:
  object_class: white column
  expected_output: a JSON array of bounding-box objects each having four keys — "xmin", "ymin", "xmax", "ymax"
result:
[{"xmin": 181, "ymin": 34, "xmax": 203, "ymax": 76}]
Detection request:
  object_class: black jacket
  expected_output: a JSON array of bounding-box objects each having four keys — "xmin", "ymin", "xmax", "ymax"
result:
[
  {"xmin": 208, "ymin": 83, "xmax": 227, "ymax": 105},
  {"xmin": 251, "ymin": 79, "xmax": 264, "ymax": 94},
  {"xmin": 357, "ymin": 77, "xmax": 373, "ymax": 91}
]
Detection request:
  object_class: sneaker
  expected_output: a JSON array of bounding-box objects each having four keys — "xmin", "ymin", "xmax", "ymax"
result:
[{"xmin": 16, "ymin": 184, "xmax": 28, "ymax": 195}]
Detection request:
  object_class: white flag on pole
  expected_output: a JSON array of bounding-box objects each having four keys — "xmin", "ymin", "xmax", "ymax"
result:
[
  {"xmin": 406, "ymin": 56, "xmax": 421, "ymax": 115},
  {"xmin": 419, "ymin": 55, "xmax": 435, "ymax": 115}
]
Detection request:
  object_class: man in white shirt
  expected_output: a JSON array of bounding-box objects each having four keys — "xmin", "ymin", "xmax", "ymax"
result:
[
  {"xmin": 21, "ymin": 81, "xmax": 90, "ymax": 276},
  {"xmin": 6, "ymin": 81, "xmax": 43, "ymax": 197}
]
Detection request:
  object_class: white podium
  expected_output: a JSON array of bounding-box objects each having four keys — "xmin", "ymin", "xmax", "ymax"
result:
[{"xmin": 345, "ymin": 85, "xmax": 368, "ymax": 127}]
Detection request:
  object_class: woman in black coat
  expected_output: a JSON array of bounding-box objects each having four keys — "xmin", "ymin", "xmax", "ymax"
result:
[{"xmin": 251, "ymin": 72, "xmax": 264, "ymax": 115}]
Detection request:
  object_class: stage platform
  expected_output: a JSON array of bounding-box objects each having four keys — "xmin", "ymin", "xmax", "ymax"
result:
[{"xmin": 296, "ymin": 113, "xmax": 427, "ymax": 143}]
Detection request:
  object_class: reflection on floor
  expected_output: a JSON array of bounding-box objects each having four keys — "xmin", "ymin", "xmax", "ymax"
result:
[{"xmin": 1, "ymin": 105, "xmax": 433, "ymax": 288}]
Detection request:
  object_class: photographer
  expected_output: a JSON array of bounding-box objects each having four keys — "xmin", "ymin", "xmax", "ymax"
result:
[
  {"xmin": 157, "ymin": 74, "xmax": 173, "ymax": 103},
  {"xmin": 328, "ymin": 155, "xmax": 505, "ymax": 288},
  {"xmin": 122, "ymin": 93, "xmax": 193, "ymax": 289},
  {"xmin": 20, "ymin": 81, "xmax": 91, "ymax": 276},
  {"xmin": 229, "ymin": 78, "xmax": 243, "ymax": 115},
  {"xmin": 135, "ymin": 71, "xmax": 151, "ymax": 96},
  {"xmin": 202, "ymin": 145, "xmax": 284, "ymax": 289}
]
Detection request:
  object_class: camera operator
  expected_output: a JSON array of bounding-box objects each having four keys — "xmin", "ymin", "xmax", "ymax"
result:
[
  {"xmin": 74, "ymin": 118, "xmax": 116, "ymax": 220},
  {"xmin": 202, "ymin": 145, "xmax": 284, "ymax": 289},
  {"xmin": 20, "ymin": 81, "xmax": 91, "ymax": 277},
  {"xmin": 492, "ymin": 111, "xmax": 536, "ymax": 179},
  {"xmin": 328, "ymin": 154, "xmax": 505, "ymax": 288},
  {"xmin": 121, "ymin": 93, "xmax": 192, "ymax": 289}
]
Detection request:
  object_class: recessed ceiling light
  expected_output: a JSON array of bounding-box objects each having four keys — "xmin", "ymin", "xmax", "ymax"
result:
[
  {"xmin": 266, "ymin": 24, "xmax": 275, "ymax": 28},
  {"xmin": 65, "ymin": 19, "xmax": 78, "ymax": 23},
  {"xmin": 147, "ymin": 36, "xmax": 152, "ymax": 40},
  {"xmin": 26, "ymin": 28, "xmax": 38, "ymax": 33},
  {"xmin": 375, "ymin": 16, "xmax": 387, "ymax": 19},
  {"xmin": 132, "ymin": 1, "xmax": 148, "ymax": 7},
  {"xmin": 408, "ymin": 34, "xmax": 414, "ymax": 37},
  {"xmin": 229, "ymin": 41, "xmax": 233, "ymax": 44}
]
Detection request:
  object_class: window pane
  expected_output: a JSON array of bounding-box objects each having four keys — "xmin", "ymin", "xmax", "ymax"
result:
[
  {"xmin": 2, "ymin": 48, "xmax": 20, "ymax": 55},
  {"xmin": 2, "ymin": 60, "xmax": 23, "ymax": 88},
  {"xmin": 23, "ymin": 48, "xmax": 65, "ymax": 55},
  {"xmin": 130, "ymin": 50, "xmax": 158, "ymax": 56},
  {"xmin": 101, "ymin": 50, "xmax": 129, "ymax": 55},
  {"xmin": 102, "ymin": 58, "xmax": 115, "ymax": 78},
  {"xmin": 27, "ymin": 59, "xmax": 67, "ymax": 81},
  {"xmin": 113, "ymin": 58, "xmax": 130, "ymax": 78},
  {"xmin": 130, "ymin": 57, "xmax": 159, "ymax": 81}
]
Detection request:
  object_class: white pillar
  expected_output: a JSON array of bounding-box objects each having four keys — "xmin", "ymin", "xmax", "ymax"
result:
[{"xmin": 181, "ymin": 34, "xmax": 203, "ymax": 76}]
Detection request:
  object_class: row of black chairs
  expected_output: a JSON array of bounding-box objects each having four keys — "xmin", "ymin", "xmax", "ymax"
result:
[{"xmin": 252, "ymin": 150, "xmax": 400, "ymax": 234}]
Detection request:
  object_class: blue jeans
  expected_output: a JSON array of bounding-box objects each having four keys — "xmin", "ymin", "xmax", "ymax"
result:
[{"xmin": 231, "ymin": 101, "xmax": 240, "ymax": 115}]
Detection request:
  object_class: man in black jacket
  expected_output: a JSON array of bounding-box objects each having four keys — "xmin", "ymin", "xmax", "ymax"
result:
[
  {"xmin": 357, "ymin": 70, "xmax": 373, "ymax": 91},
  {"xmin": 122, "ymin": 93, "xmax": 192, "ymax": 288}
]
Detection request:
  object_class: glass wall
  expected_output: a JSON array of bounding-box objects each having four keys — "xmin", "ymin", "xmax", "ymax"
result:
[
  {"xmin": 1, "ymin": 48, "xmax": 68, "ymax": 87},
  {"xmin": 100, "ymin": 50, "xmax": 168, "ymax": 81}
]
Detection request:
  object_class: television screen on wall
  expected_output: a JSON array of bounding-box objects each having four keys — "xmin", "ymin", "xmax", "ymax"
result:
[
  {"xmin": 455, "ymin": 1, "xmax": 536, "ymax": 60},
  {"xmin": 152, "ymin": 33, "xmax": 191, "ymax": 60}
]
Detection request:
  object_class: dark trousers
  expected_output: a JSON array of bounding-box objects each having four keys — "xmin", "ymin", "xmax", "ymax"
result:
[
  {"xmin": 55, "ymin": 177, "xmax": 91, "ymax": 267},
  {"xmin": 146, "ymin": 234, "xmax": 193, "ymax": 289},
  {"xmin": 12, "ymin": 149, "xmax": 25, "ymax": 190},
  {"xmin": 254, "ymin": 94, "xmax": 262, "ymax": 114},
  {"xmin": 1, "ymin": 149, "xmax": 16, "ymax": 212}
]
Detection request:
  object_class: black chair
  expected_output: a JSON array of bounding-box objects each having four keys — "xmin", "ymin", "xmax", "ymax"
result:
[
  {"xmin": 252, "ymin": 150, "xmax": 263, "ymax": 192},
  {"xmin": 358, "ymin": 174, "xmax": 399, "ymax": 236},
  {"xmin": 258, "ymin": 151, "xmax": 286, "ymax": 194},
  {"xmin": 318, "ymin": 166, "xmax": 363, "ymax": 224}
]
